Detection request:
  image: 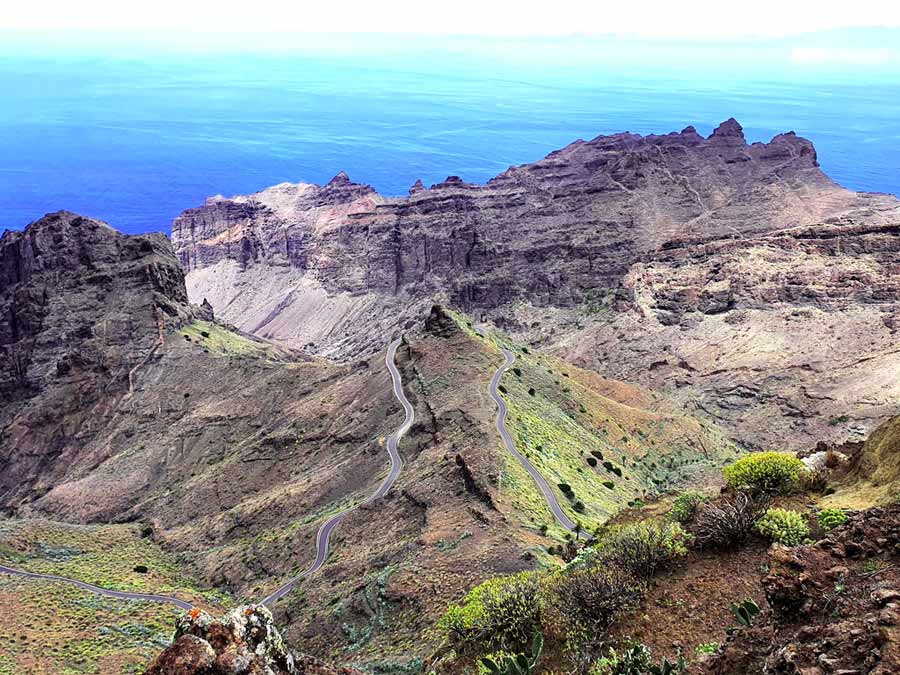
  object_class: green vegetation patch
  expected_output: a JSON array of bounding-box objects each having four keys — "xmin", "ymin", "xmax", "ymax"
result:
[
  {"xmin": 755, "ymin": 508, "xmax": 810, "ymax": 546},
  {"xmin": 0, "ymin": 518, "xmax": 227, "ymax": 673},
  {"xmin": 179, "ymin": 320, "xmax": 279, "ymax": 359},
  {"xmin": 723, "ymin": 452, "xmax": 807, "ymax": 494}
]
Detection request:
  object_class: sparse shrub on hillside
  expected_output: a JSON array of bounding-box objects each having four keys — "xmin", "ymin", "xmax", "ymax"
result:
[
  {"xmin": 603, "ymin": 481, "xmax": 615, "ymax": 490},
  {"xmin": 691, "ymin": 493, "xmax": 767, "ymax": 550},
  {"xmin": 800, "ymin": 466, "xmax": 830, "ymax": 493},
  {"xmin": 668, "ymin": 491, "xmax": 708, "ymax": 524},
  {"xmin": 587, "ymin": 456, "xmax": 598, "ymax": 467},
  {"xmin": 437, "ymin": 571, "xmax": 543, "ymax": 655},
  {"xmin": 541, "ymin": 566, "xmax": 643, "ymax": 654},
  {"xmin": 589, "ymin": 643, "xmax": 653, "ymax": 675},
  {"xmin": 723, "ymin": 452, "xmax": 807, "ymax": 494},
  {"xmin": 817, "ymin": 507, "xmax": 848, "ymax": 531},
  {"xmin": 479, "ymin": 632, "xmax": 543, "ymax": 675},
  {"xmin": 755, "ymin": 508, "xmax": 810, "ymax": 546},
  {"xmin": 648, "ymin": 653, "xmax": 686, "ymax": 675},
  {"xmin": 593, "ymin": 520, "xmax": 689, "ymax": 578}
]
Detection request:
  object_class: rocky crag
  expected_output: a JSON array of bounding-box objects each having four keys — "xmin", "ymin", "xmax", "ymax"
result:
[
  {"xmin": 0, "ymin": 211, "xmax": 196, "ymax": 504},
  {"xmin": 146, "ymin": 604, "xmax": 363, "ymax": 675},
  {"xmin": 170, "ymin": 119, "xmax": 900, "ymax": 451}
]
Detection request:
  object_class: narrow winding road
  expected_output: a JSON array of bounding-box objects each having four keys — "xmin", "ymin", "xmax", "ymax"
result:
[
  {"xmin": 490, "ymin": 348, "xmax": 591, "ymax": 540},
  {"xmin": 0, "ymin": 338, "xmax": 415, "ymax": 611},
  {"xmin": 262, "ymin": 337, "xmax": 414, "ymax": 605},
  {"xmin": 0, "ymin": 563, "xmax": 193, "ymax": 610}
]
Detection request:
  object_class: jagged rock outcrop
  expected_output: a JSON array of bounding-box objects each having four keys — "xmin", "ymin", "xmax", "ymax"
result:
[
  {"xmin": 146, "ymin": 605, "xmax": 363, "ymax": 675},
  {"xmin": 170, "ymin": 120, "xmax": 900, "ymax": 449}
]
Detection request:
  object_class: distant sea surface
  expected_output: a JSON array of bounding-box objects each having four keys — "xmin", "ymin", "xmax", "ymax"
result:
[{"xmin": 2, "ymin": 33, "xmax": 899, "ymax": 234}]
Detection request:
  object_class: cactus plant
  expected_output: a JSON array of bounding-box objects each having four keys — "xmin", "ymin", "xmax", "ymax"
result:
[
  {"xmin": 480, "ymin": 632, "xmax": 543, "ymax": 675},
  {"xmin": 729, "ymin": 597, "xmax": 760, "ymax": 629},
  {"xmin": 648, "ymin": 652, "xmax": 686, "ymax": 675}
]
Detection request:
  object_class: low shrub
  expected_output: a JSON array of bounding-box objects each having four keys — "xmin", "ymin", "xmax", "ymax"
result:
[
  {"xmin": 589, "ymin": 643, "xmax": 652, "ymax": 675},
  {"xmin": 817, "ymin": 507, "xmax": 848, "ymax": 531},
  {"xmin": 437, "ymin": 571, "xmax": 543, "ymax": 655},
  {"xmin": 668, "ymin": 491, "xmax": 708, "ymax": 524},
  {"xmin": 723, "ymin": 452, "xmax": 807, "ymax": 494},
  {"xmin": 755, "ymin": 508, "xmax": 810, "ymax": 546},
  {"xmin": 690, "ymin": 493, "xmax": 767, "ymax": 550},
  {"xmin": 594, "ymin": 520, "xmax": 689, "ymax": 578},
  {"xmin": 479, "ymin": 632, "xmax": 543, "ymax": 675},
  {"xmin": 542, "ymin": 567, "xmax": 644, "ymax": 653}
]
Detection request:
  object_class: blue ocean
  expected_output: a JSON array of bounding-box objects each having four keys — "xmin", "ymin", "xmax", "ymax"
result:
[{"xmin": 1, "ymin": 32, "xmax": 899, "ymax": 234}]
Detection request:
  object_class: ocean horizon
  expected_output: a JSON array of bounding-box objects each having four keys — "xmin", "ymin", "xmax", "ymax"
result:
[{"xmin": 2, "ymin": 30, "xmax": 899, "ymax": 234}]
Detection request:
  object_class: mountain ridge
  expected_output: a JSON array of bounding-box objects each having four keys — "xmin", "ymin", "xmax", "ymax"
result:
[{"xmin": 169, "ymin": 119, "xmax": 900, "ymax": 450}]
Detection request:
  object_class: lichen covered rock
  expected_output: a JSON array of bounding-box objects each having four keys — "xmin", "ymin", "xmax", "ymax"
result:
[{"xmin": 147, "ymin": 604, "xmax": 362, "ymax": 675}]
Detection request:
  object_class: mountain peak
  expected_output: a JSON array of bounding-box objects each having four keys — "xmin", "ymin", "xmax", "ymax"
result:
[
  {"xmin": 709, "ymin": 117, "xmax": 745, "ymax": 141},
  {"xmin": 326, "ymin": 170, "xmax": 351, "ymax": 187}
]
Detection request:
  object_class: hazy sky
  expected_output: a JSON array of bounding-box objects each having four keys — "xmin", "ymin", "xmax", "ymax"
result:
[{"xmin": 3, "ymin": 0, "xmax": 900, "ymax": 38}]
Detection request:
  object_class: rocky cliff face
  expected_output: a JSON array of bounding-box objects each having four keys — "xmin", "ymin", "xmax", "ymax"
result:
[
  {"xmin": 170, "ymin": 120, "xmax": 900, "ymax": 449},
  {"xmin": 174, "ymin": 120, "xmax": 888, "ymax": 313},
  {"xmin": 0, "ymin": 211, "xmax": 194, "ymax": 505}
]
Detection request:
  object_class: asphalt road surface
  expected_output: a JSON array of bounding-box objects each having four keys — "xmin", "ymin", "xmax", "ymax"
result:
[
  {"xmin": 0, "ymin": 563, "xmax": 193, "ymax": 610},
  {"xmin": 490, "ymin": 348, "xmax": 591, "ymax": 540},
  {"xmin": 0, "ymin": 338, "xmax": 415, "ymax": 611},
  {"xmin": 261, "ymin": 337, "xmax": 414, "ymax": 605}
]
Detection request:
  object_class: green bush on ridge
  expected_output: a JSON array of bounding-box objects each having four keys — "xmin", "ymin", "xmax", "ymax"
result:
[
  {"xmin": 755, "ymin": 508, "xmax": 810, "ymax": 546},
  {"xmin": 667, "ymin": 491, "xmax": 708, "ymax": 524},
  {"xmin": 817, "ymin": 507, "xmax": 848, "ymax": 531},
  {"xmin": 437, "ymin": 571, "xmax": 543, "ymax": 655},
  {"xmin": 723, "ymin": 452, "xmax": 807, "ymax": 494}
]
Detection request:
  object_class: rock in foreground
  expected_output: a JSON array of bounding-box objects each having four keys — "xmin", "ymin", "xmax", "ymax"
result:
[{"xmin": 146, "ymin": 605, "xmax": 362, "ymax": 675}]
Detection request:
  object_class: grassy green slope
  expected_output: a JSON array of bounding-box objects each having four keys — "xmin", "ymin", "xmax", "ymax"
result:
[
  {"xmin": 444, "ymin": 310, "xmax": 741, "ymax": 540},
  {"xmin": 0, "ymin": 518, "xmax": 224, "ymax": 675}
]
